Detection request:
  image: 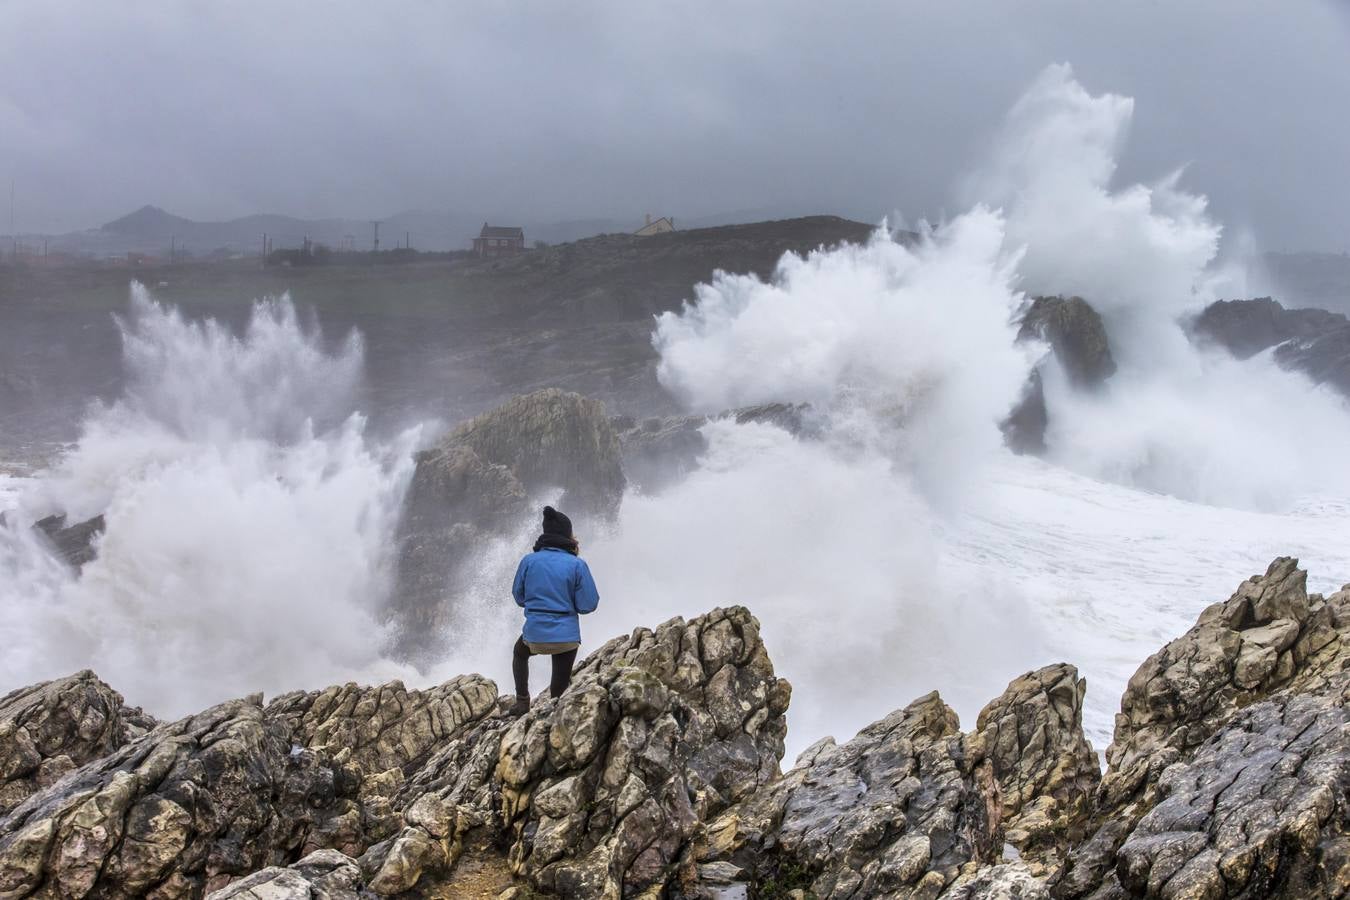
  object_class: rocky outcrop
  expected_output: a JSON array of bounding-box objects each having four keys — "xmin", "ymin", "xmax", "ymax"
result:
[
  {"xmin": 614, "ymin": 403, "xmax": 814, "ymax": 494},
  {"xmin": 1055, "ymin": 558, "xmax": 1350, "ymax": 898},
  {"xmin": 969, "ymin": 664, "xmax": 1099, "ymax": 870},
  {"xmin": 361, "ymin": 606, "xmax": 790, "ymax": 898},
  {"xmin": 696, "ymin": 664, "xmax": 1099, "ymax": 899},
  {"xmin": 442, "ymin": 388, "xmax": 626, "ymax": 520},
  {"xmin": 2, "ymin": 558, "xmax": 1348, "ymax": 899},
  {"xmin": 1097, "ymin": 558, "xmax": 1344, "ymax": 816},
  {"xmin": 1017, "ymin": 296, "xmax": 1117, "ymax": 389},
  {"xmin": 204, "ymin": 849, "xmax": 364, "ymax": 900},
  {"xmin": 0, "ymin": 697, "xmax": 362, "ymax": 898},
  {"xmin": 1005, "ymin": 296, "xmax": 1116, "ymax": 454},
  {"xmin": 1276, "ymin": 326, "xmax": 1350, "ymax": 399},
  {"xmin": 1190, "ymin": 297, "xmax": 1345, "ymax": 360},
  {"xmin": 264, "ymin": 675, "xmax": 498, "ymax": 794},
  {"xmin": 1192, "ymin": 297, "xmax": 1350, "ymax": 398},
  {"xmin": 702, "ymin": 691, "xmax": 1002, "ymax": 899},
  {"xmin": 393, "ymin": 388, "xmax": 625, "ymax": 656},
  {"xmin": 1099, "ymin": 675, "xmax": 1348, "ymax": 899},
  {"xmin": 32, "ymin": 514, "xmax": 105, "ymax": 571},
  {"xmin": 0, "ymin": 671, "xmax": 150, "ymax": 816}
]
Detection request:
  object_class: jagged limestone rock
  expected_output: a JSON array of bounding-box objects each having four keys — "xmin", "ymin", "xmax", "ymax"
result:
[
  {"xmin": 1, "ymin": 561, "xmax": 1347, "ymax": 899},
  {"xmin": 703, "ymin": 691, "xmax": 1003, "ymax": 900},
  {"xmin": 1115, "ymin": 674, "xmax": 1347, "ymax": 898},
  {"xmin": 969, "ymin": 664, "xmax": 1099, "ymax": 871},
  {"xmin": 0, "ymin": 697, "xmax": 360, "ymax": 898},
  {"xmin": 1098, "ymin": 557, "xmax": 1346, "ymax": 816},
  {"xmin": 1054, "ymin": 558, "xmax": 1350, "ymax": 899},
  {"xmin": 941, "ymin": 861, "xmax": 1052, "ymax": 899},
  {"xmin": 0, "ymin": 671, "xmax": 147, "ymax": 816},
  {"xmin": 265, "ymin": 675, "xmax": 498, "ymax": 794},
  {"xmin": 204, "ymin": 849, "xmax": 364, "ymax": 900},
  {"xmin": 363, "ymin": 606, "xmax": 790, "ymax": 898}
]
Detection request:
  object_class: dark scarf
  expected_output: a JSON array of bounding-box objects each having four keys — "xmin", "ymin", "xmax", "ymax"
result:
[{"xmin": 534, "ymin": 532, "xmax": 579, "ymax": 555}]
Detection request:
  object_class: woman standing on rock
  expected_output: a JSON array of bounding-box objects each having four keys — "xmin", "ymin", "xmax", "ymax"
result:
[{"xmin": 510, "ymin": 505, "xmax": 600, "ymax": 715}]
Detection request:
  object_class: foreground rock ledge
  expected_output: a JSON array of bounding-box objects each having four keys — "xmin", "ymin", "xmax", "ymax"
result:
[{"xmin": 0, "ymin": 558, "xmax": 1346, "ymax": 899}]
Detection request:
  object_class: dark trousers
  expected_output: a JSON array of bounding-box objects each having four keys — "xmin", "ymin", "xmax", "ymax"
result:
[{"xmin": 512, "ymin": 637, "xmax": 578, "ymax": 700}]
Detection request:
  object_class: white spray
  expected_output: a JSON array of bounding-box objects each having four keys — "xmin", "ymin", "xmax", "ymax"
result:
[{"xmin": 0, "ymin": 286, "xmax": 418, "ymax": 715}]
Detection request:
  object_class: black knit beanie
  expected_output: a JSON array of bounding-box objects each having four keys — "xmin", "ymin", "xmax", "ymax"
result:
[{"xmin": 542, "ymin": 505, "xmax": 573, "ymax": 538}]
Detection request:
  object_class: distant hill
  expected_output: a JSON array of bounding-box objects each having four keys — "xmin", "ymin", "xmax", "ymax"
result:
[
  {"xmin": 26, "ymin": 205, "xmax": 875, "ymax": 260},
  {"xmin": 101, "ymin": 205, "xmax": 198, "ymax": 238}
]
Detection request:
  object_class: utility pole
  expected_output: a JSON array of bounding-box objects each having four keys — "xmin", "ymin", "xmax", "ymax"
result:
[
  {"xmin": 405, "ymin": 231, "xmax": 410, "ymax": 250},
  {"xmin": 372, "ymin": 221, "xmax": 380, "ymax": 252},
  {"xmin": 9, "ymin": 179, "xmax": 15, "ymax": 263}
]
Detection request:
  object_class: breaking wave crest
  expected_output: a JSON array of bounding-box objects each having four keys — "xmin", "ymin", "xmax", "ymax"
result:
[{"xmin": 0, "ymin": 285, "xmax": 418, "ymax": 716}]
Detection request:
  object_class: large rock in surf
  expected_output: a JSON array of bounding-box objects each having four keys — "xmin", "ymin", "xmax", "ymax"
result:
[
  {"xmin": 443, "ymin": 388, "xmax": 626, "ymax": 520},
  {"xmin": 1190, "ymin": 297, "xmax": 1345, "ymax": 360},
  {"xmin": 1017, "ymin": 296, "xmax": 1117, "ymax": 389},
  {"xmin": 1004, "ymin": 295, "xmax": 1116, "ymax": 455},
  {"xmin": 32, "ymin": 515, "xmax": 106, "ymax": 572},
  {"xmin": 1192, "ymin": 297, "xmax": 1350, "ymax": 398},
  {"xmin": 392, "ymin": 388, "xmax": 626, "ymax": 654}
]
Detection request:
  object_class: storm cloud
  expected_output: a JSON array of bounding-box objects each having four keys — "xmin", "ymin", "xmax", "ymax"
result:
[{"xmin": 2, "ymin": 1, "xmax": 1347, "ymax": 249}]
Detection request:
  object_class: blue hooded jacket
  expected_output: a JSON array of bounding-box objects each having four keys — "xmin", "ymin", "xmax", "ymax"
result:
[{"xmin": 512, "ymin": 547, "xmax": 600, "ymax": 644}]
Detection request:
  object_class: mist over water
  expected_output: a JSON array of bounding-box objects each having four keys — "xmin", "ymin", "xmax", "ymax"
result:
[{"xmin": 2, "ymin": 65, "xmax": 1349, "ymax": 759}]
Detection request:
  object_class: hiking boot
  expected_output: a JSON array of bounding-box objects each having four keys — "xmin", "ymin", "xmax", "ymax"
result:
[{"xmin": 510, "ymin": 696, "xmax": 530, "ymax": 717}]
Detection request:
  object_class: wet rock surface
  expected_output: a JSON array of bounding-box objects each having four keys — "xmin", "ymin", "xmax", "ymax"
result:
[
  {"xmin": 364, "ymin": 605, "xmax": 790, "ymax": 898},
  {"xmin": 1, "ymin": 558, "xmax": 1347, "ymax": 898},
  {"xmin": 265, "ymin": 675, "xmax": 499, "ymax": 795},
  {"xmin": 0, "ymin": 698, "xmax": 361, "ymax": 898},
  {"xmin": 1005, "ymin": 295, "xmax": 1115, "ymax": 455},
  {"xmin": 970, "ymin": 664, "xmax": 1100, "ymax": 870},
  {"xmin": 1190, "ymin": 297, "xmax": 1346, "ymax": 360},
  {"xmin": 1017, "ymin": 296, "xmax": 1117, "ymax": 389},
  {"xmin": 0, "ymin": 670, "xmax": 142, "ymax": 816},
  {"xmin": 1097, "ymin": 557, "xmax": 1345, "ymax": 816},
  {"xmin": 32, "ymin": 513, "xmax": 105, "ymax": 571},
  {"xmin": 204, "ymin": 849, "xmax": 364, "ymax": 900},
  {"xmin": 1055, "ymin": 558, "xmax": 1350, "ymax": 899},
  {"xmin": 1192, "ymin": 297, "xmax": 1350, "ymax": 398},
  {"xmin": 393, "ymin": 388, "xmax": 625, "ymax": 655},
  {"xmin": 703, "ymin": 691, "xmax": 1002, "ymax": 900}
]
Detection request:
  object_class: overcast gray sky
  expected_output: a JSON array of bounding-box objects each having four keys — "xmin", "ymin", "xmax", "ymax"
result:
[{"xmin": 3, "ymin": 1, "xmax": 1347, "ymax": 250}]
